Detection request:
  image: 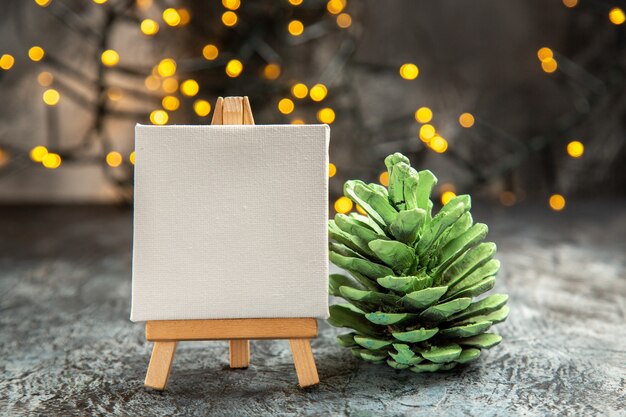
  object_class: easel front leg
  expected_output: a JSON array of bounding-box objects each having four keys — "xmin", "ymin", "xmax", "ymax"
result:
[
  {"xmin": 229, "ymin": 340, "xmax": 250, "ymax": 368},
  {"xmin": 145, "ymin": 341, "xmax": 177, "ymax": 390},
  {"xmin": 289, "ymin": 339, "xmax": 319, "ymax": 388}
]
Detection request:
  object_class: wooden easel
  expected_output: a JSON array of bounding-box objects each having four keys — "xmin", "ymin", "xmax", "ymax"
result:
[{"xmin": 143, "ymin": 97, "xmax": 320, "ymax": 390}]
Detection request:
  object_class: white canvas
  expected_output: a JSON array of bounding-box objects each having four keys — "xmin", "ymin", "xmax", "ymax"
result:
[{"xmin": 131, "ymin": 124, "xmax": 330, "ymax": 321}]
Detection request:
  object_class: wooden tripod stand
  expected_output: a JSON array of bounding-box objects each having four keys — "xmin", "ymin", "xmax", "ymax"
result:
[{"xmin": 143, "ymin": 97, "xmax": 320, "ymax": 390}]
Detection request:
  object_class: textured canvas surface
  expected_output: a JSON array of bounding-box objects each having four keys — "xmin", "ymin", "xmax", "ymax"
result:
[{"xmin": 131, "ymin": 124, "xmax": 329, "ymax": 321}]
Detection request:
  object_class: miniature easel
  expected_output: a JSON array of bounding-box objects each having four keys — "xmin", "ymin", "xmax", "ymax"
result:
[{"xmin": 143, "ymin": 96, "xmax": 320, "ymax": 390}]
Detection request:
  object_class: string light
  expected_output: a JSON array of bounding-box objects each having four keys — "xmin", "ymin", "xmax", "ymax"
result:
[
  {"xmin": 356, "ymin": 205, "xmax": 367, "ymax": 215},
  {"xmin": 609, "ymin": 8, "xmax": 625, "ymax": 25},
  {"xmin": 263, "ymin": 63, "xmax": 281, "ymax": 80},
  {"xmin": 34, "ymin": 0, "xmax": 51, "ymax": 7},
  {"xmin": 222, "ymin": 0, "xmax": 241, "ymax": 10},
  {"xmin": 328, "ymin": 162, "xmax": 337, "ymax": 178},
  {"xmin": 327, "ymin": 0, "xmax": 346, "ymax": 15},
  {"xmin": 291, "ymin": 118, "xmax": 305, "ymax": 124},
  {"xmin": 399, "ymin": 63, "xmax": 419, "ymax": 80},
  {"xmin": 177, "ymin": 8, "xmax": 190, "ymax": 25},
  {"xmin": 180, "ymin": 79, "xmax": 199, "ymax": 97},
  {"xmin": 222, "ymin": 11, "xmax": 238, "ymax": 27},
  {"xmin": 129, "ymin": 151, "xmax": 135, "ymax": 165},
  {"xmin": 92, "ymin": 0, "xmax": 107, "ymax": 4},
  {"xmin": 289, "ymin": 0, "xmax": 303, "ymax": 5},
  {"xmin": 562, "ymin": 0, "xmax": 577, "ymax": 7},
  {"xmin": 28, "ymin": 46, "xmax": 45, "ymax": 62},
  {"xmin": 150, "ymin": 110, "xmax": 168, "ymax": 125},
  {"xmin": 163, "ymin": 8, "xmax": 181, "ymax": 26},
  {"xmin": 430, "ymin": 135, "xmax": 448, "ymax": 153},
  {"xmin": 101, "ymin": 49, "xmax": 119, "ymax": 67},
  {"xmin": 42, "ymin": 89, "xmax": 60, "ymax": 106},
  {"xmin": 441, "ymin": 191, "xmax": 456, "ymax": 205},
  {"xmin": 202, "ymin": 44, "xmax": 219, "ymax": 61},
  {"xmin": 334, "ymin": 196, "xmax": 353, "ymax": 213},
  {"xmin": 161, "ymin": 95, "xmax": 180, "ymax": 111},
  {"xmin": 107, "ymin": 87, "xmax": 123, "ymax": 101},
  {"xmin": 144, "ymin": 75, "xmax": 160, "ymax": 90},
  {"xmin": 379, "ymin": 171, "xmax": 389, "ymax": 186},
  {"xmin": 194, "ymin": 99, "xmax": 211, "ymax": 117},
  {"xmin": 278, "ymin": 98, "xmax": 295, "ymax": 114},
  {"xmin": 162, "ymin": 78, "xmax": 178, "ymax": 93},
  {"xmin": 140, "ymin": 19, "xmax": 159, "ymax": 36},
  {"xmin": 226, "ymin": 59, "xmax": 243, "ymax": 77},
  {"xmin": 317, "ymin": 107, "xmax": 335, "ymax": 124},
  {"xmin": 288, "ymin": 20, "xmax": 304, "ymax": 36},
  {"xmin": 0, "ymin": 54, "xmax": 15, "ymax": 70},
  {"xmin": 415, "ymin": 107, "xmax": 432, "ymax": 123},
  {"xmin": 549, "ymin": 194, "xmax": 566, "ymax": 211},
  {"xmin": 30, "ymin": 146, "xmax": 48, "ymax": 162},
  {"xmin": 106, "ymin": 151, "xmax": 122, "ymax": 167},
  {"xmin": 419, "ymin": 124, "xmax": 435, "ymax": 142},
  {"xmin": 336, "ymin": 13, "xmax": 352, "ymax": 28},
  {"xmin": 566, "ymin": 140, "xmax": 584, "ymax": 158},
  {"xmin": 537, "ymin": 47, "xmax": 553, "ymax": 62},
  {"xmin": 500, "ymin": 191, "xmax": 516, "ymax": 206},
  {"xmin": 42, "ymin": 153, "xmax": 61, "ymax": 169},
  {"xmin": 157, "ymin": 58, "xmax": 176, "ymax": 77},
  {"xmin": 136, "ymin": 0, "xmax": 152, "ymax": 9},
  {"xmin": 541, "ymin": 59, "xmax": 557, "ymax": 73},
  {"xmin": 459, "ymin": 112, "xmax": 475, "ymax": 128},
  {"xmin": 291, "ymin": 83, "xmax": 308, "ymax": 99},
  {"xmin": 37, "ymin": 71, "xmax": 53, "ymax": 86},
  {"xmin": 309, "ymin": 84, "xmax": 328, "ymax": 101}
]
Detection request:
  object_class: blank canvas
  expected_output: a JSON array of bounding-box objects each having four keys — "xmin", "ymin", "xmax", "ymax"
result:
[{"xmin": 131, "ymin": 124, "xmax": 330, "ymax": 321}]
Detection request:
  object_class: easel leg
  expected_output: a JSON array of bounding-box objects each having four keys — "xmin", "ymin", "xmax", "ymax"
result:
[
  {"xmin": 145, "ymin": 341, "xmax": 177, "ymax": 390},
  {"xmin": 289, "ymin": 339, "xmax": 319, "ymax": 388},
  {"xmin": 229, "ymin": 340, "xmax": 250, "ymax": 368}
]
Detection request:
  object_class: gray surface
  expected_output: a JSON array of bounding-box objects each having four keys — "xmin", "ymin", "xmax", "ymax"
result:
[{"xmin": 1, "ymin": 202, "xmax": 625, "ymax": 416}]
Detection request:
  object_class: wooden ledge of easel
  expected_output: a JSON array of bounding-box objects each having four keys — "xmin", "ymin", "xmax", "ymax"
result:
[{"xmin": 146, "ymin": 318, "xmax": 318, "ymax": 341}]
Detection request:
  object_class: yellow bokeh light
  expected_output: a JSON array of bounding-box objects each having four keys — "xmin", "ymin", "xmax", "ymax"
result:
[
  {"xmin": 0, "ymin": 54, "xmax": 15, "ymax": 70},
  {"xmin": 30, "ymin": 146, "xmax": 48, "ymax": 162},
  {"xmin": 430, "ymin": 135, "xmax": 448, "ymax": 153},
  {"xmin": 328, "ymin": 162, "xmax": 336, "ymax": 178},
  {"xmin": 106, "ymin": 151, "xmax": 122, "ymax": 167},
  {"xmin": 500, "ymin": 191, "xmax": 517, "ymax": 207},
  {"xmin": 163, "ymin": 8, "xmax": 181, "ymax": 26},
  {"xmin": 334, "ymin": 196, "xmax": 353, "ymax": 214},
  {"xmin": 157, "ymin": 58, "xmax": 176, "ymax": 77},
  {"xmin": 43, "ymin": 89, "xmax": 60, "ymax": 106},
  {"xmin": 541, "ymin": 58, "xmax": 558, "ymax": 73},
  {"xmin": 278, "ymin": 98, "xmax": 295, "ymax": 115},
  {"xmin": 129, "ymin": 151, "xmax": 135, "ymax": 165},
  {"xmin": 42, "ymin": 153, "xmax": 61, "ymax": 169},
  {"xmin": 226, "ymin": 59, "xmax": 243, "ymax": 77},
  {"xmin": 399, "ymin": 63, "xmax": 419, "ymax": 80},
  {"xmin": 177, "ymin": 8, "xmax": 190, "ymax": 25},
  {"xmin": 202, "ymin": 44, "xmax": 219, "ymax": 60},
  {"xmin": 162, "ymin": 77, "xmax": 178, "ymax": 93},
  {"xmin": 441, "ymin": 191, "xmax": 456, "ymax": 205},
  {"xmin": 140, "ymin": 19, "xmax": 159, "ymax": 35},
  {"xmin": 144, "ymin": 75, "xmax": 160, "ymax": 91},
  {"xmin": 419, "ymin": 124, "xmax": 436, "ymax": 142},
  {"xmin": 150, "ymin": 110, "xmax": 168, "ymax": 125},
  {"xmin": 291, "ymin": 83, "xmax": 308, "ymax": 99},
  {"xmin": 222, "ymin": 11, "xmax": 238, "ymax": 27},
  {"xmin": 336, "ymin": 13, "xmax": 352, "ymax": 28},
  {"xmin": 28, "ymin": 46, "xmax": 45, "ymax": 62},
  {"xmin": 379, "ymin": 171, "xmax": 389, "ymax": 186},
  {"xmin": 562, "ymin": 0, "xmax": 577, "ymax": 7},
  {"xmin": 549, "ymin": 194, "xmax": 566, "ymax": 211},
  {"xmin": 327, "ymin": 0, "xmax": 346, "ymax": 15},
  {"xmin": 317, "ymin": 107, "xmax": 336, "ymax": 124},
  {"xmin": 34, "ymin": 0, "xmax": 51, "ymax": 7},
  {"xmin": 136, "ymin": 0, "xmax": 152, "ymax": 9},
  {"xmin": 356, "ymin": 204, "xmax": 367, "ymax": 215},
  {"xmin": 537, "ymin": 47, "xmax": 553, "ymax": 62},
  {"xmin": 0, "ymin": 149, "xmax": 8, "ymax": 168},
  {"xmin": 439, "ymin": 183, "xmax": 456, "ymax": 194},
  {"xmin": 566, "ymin": 140, "xmax": 584, "ymax": 158},
  {"xmin": 263, "ymin": 63, "xmax": 281, "ymax": 80},
  {"xmin": 309, "ymin": 83, "xmax": 328, "ymax": 101},
  {"xmin": 93, "ymin": 0, "xmax": 107, "ymax": 4},
  {"xmin": 107, "ymin": 87, "xmax": 123, "ymax": 101},
  {"xmin": 459, "ymin": 112, "xmax": 475, "ymax": 128},
  {"xmin": 288, "ymin": 20, "xmax": 304, "ymax": 36},
  {"xmin": 291, "ymin": 118, "xmax": 305, "ymax": 124},
  {"xmin": 609, "ymin": 8, "xmax": 625, "ymax": 25},
  {"xmin": 222, "ymin": 0, "xmax": 240, "ymax": 10},
  {"xmin": 289, "ymin": 0, "xmax": 303, "ymax": 5},
  {"xmin": 101, "ymin": 49, "xmax": 119, "ymax": 67},
  {"xmin": 180, "ymin": 79, "xmax": 199, "ymax": 97},
  {"xmin": 194, "ymin": 99, "xmax": 211, "ymax": 117},
  {"xmin": 161, "ymin": 95, "xmax": 180, "ymax": 111},
  {"xmin": 415, "ymin": 107, "xmax": 432, "ymax": 123},
  {"xmin": 37, "ymin": 71, "xmax": 53, "ymax": 86}
]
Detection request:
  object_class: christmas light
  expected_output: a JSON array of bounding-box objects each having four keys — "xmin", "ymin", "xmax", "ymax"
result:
[
  {"xmin": 162, "ymin": 78, "xmax": 178, "ymax": 93},
  {"xmin": 334, "ymin": 196, "xmax": 353, "ymax": 213},
  {"xmin": 430, "ymin": 135, "xmax": 448, "ymax": 153},
  {"xmin": 37, "ymin": 71, "xmax": 53, "ymax": 86},
  {"xmin": 144, "ymin": 75, "xmax": 160, "ymax": 90},
  {"xmin": 178, "ymin": 9, "xmax": 190, "ymax": 25},
  {"xmin": 140, "ymin": 19, "xmax": 159, "ymax": 36},
  {"xmin": 194, "ymin": 99, "xmax": 211, "ymax": 117},
  {"xmin": 415, "ymin": 107, "xmax": 432, "ymax": 123},
  {"xmin": 107, "ymin": 87, "xmax": 123, "ymax": 101},
  {"xmin": 42, "ymin": 153, "xmax": 61, "ymax": 169},
  {"xmin": 93, "ymin": 0, "xmax": 107, "ymax": 4},
  {"xmin": 399, "ymin": 63, "xmax": 419, "ymax": 80},
  {"xmin": 317, "ymin": 108, "xmax": 335, "ymax": 124},
  {"xmin": 150, "ymin": 110, "xmax": 168, "ymax": 125},
  {"xmin": 106, "ymin": 151, "xmax": 122, "ymax": 167},
  {"xmin": 459, "ymin": 112, "xmax": 475, "ymax": 128},
  {"xmin": 263, "ymin": 63, "xmax": 281, "ymax": 80},
  {"xmin": 28, "ymin": 46, "xmax": 45, "ymax": 62},
  {"xmin": 541, "ymin": 58, "xmax": 558, "ymax": 73},
  {"xmin": 441, "ymin": 191, "xmax": 456, "ymax": 205},
  {"xmin": 222, "ymin": 11, "xmax": 238, "ymax": 27},
  {"xmin": 180, "ymin": 79, "xmax": 199, "ymax": 97},
  {"xmin": 163, "ymin": 8, "xmax": 181, "ymax": 26},
  {"xmin": 202, "ymin": 44, "xmax": 219, "ymax": 61},
  {"xmin": 30, "ymin": 146, "xmax": 48, "ymax": 162},
  {"xmin": 379, "ymin": 171, "xmax": 389, "ymax": 186},
  {"xmin": 537, "ymin": 47, "xmax": 553, "ymax": 62},
  {"xmin": 291, "ymin": 83, "xmax": 308, "ymax": 99},
  {"xmin": 289, "ymin": 0, "xmax": 303, "ymax": 5},
  {"xmin": 34, "ymin": 0, "xmax": 51, "ymax": 7},
  {"xmin": 42, "ymin": 89, "xmax": 60, "ymax": 106},
  {"xmin": 291, "ymin": 118, "xmax": 305, "ymax": 124},
  {"xmin": 336, "ymin": 13, "xmax": 352, "ymax": 28},
  {"xmin": 549, "ymin": 194, "xmax": 566, "ymax": 211},
  {"xmin": 222, "ymin": 0, "xmax": 240, "ymax": 10},
  {"xmin": 356, "ymin": 205, "xmax": 367, "ymax": 215},
  {"xmin": 101, "ymin": 49, "xmax": 119, "ymax": 67},
  {"xmin": 0, "ymin": 54, "xmax": 15, "ymax": 70},
  {"xmin": 562, "ymin": 0, "xmax": 577, "ymax": 8},
  {"xmin": 288, "ymin": 20, "xmax": 304, "ymax": 36},
  {"xmin": 226, "ymin": 59, "xmax": 243, "ymax": 77},
  {"xmin": 328, "ymin": 163, "xmax": 337, "ymax": 178},
  {"xmin": 309, "ymin": 84, "xmax": 328, "ymax": 101},
  {"xmin": 162, "ymin": 96, "xmax": 180, "ymax": 111},
  {"xmin": 419, "ymin": 124, "xmax": 435, "ymax": 142},
  {"xmin": 157, "ymin": 58, "xmax": 176, "ymax": 77},
  {"xmin": 566, "ymin": 140, "xmax": 584, "ymax": 158},
  {"xmin": 327, "ymin": 0, "xmax": 345, "ymax": 15},
  {"xmin": 278, "ymin": 98, "xmax": 295, "ymax": 115},
  {"xmin": 129, "ymin": 151, "xmax": 135, "ymax": 165},
  {"xmin": 609, "ymin": 8, "xmax": 625, "ymax": 25}
]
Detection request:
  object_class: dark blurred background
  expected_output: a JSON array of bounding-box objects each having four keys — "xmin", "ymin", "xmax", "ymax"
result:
[{"xmin": 0, "ymin": 0, "xmax": 625, "ymax": 210}]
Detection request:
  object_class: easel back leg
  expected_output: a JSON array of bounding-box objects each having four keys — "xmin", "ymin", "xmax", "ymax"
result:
[
  {"xmin": 229, "ymin": 339, "xmax": 250, "ymax": 368},
  {"xmin": 145, "ymin": 341, "xmax": 177, "ymax": 390},
  {"xmin": 289, "ymin": 339, "xmax": 320, "ymax": 388}
]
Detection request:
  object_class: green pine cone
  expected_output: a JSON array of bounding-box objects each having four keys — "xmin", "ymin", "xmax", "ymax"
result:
[{"xmin": 328, "ymin": 152, "xmax": 509, "ymax": 373}]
